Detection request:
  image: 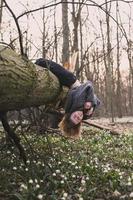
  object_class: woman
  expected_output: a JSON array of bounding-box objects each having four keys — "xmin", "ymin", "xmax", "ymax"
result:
[{"xmin": 35, "ymin": 58, "xmax": 100, "ymax": 138}]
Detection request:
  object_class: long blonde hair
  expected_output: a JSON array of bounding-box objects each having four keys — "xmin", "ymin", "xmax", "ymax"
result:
[{"xmin": 58, "ymin": 114, "xmax": 82, "ymax": 139}]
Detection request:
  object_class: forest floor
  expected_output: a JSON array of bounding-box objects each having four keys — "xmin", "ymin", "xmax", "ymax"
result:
[
  {"xmin": 91, "ymin": 116, "xmax": 133, "ymax": 134},
  {"xmin": 0, "ymin": 117, "xmax": 133, "ymax": 200}
]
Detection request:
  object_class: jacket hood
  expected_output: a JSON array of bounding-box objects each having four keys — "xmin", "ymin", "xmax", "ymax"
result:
[{"xmin": 65, "ymin": 81, "xmax": 100, "ymax": 114}]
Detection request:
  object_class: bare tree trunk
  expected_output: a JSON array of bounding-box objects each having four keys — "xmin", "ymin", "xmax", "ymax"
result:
[
  {"xmin": 62, "ymin": 0, "xmax": 69, "ymax": 65},
  {"xmin": 105, "ymin": 0, "xmax": 114, "ymax": 122},
  {"xmin": 42, "ymin": 9, "xmax": 46, "ymax": 58},
  {"xmin": 79, "ymin": 10, "xmax": 83, "ymax": 82},
  {"xmin": 128, "ymin": 7, "xmax": 133, "ymax": 115},
  {"xmin": 0, "ymin": 45, "xmax": 62, "ymax": 112},
  {"xmin": 118, "ymin": 5, "xmax": 133, "ymax": 116},
  {"xmin": 71, "ymin": 0, "xmax": 82, "ymax": 77},
  {"xmin": 24, "ymin": 2, "xmax": 30, "ymax": 58},
  {"xmin": 99, "ymin": 20, "xmax": 108, "ymax": 115},
  {"xmin": 0, "ymin": 0, "xmax": 3, "ymax": 30},
  {"xmin": 116, "ymin": 0, "xmax": 122, "ymax": 118},
  {"xmin": 54, "ymin": 1, "xmax": 58, "ymax": 62}
]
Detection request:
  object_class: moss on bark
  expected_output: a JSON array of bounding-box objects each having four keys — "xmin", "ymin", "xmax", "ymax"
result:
[{"xmin": 0, "ymin": 45, "xmax": 62, "ymax": 111}]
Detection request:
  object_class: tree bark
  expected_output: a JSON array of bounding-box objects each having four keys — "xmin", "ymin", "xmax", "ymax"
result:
[{"xmin": 0, "ymin": 45, "xmax": 62, "ymax": 112}]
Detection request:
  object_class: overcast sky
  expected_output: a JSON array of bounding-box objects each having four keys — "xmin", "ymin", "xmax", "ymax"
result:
[{"xmin": 1, "ymin": 0, "xmax": 133, "ymax": 71}]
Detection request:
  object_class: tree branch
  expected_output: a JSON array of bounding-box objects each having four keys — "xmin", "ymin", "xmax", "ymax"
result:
[
  {"xmin": 3, "ymin": 0, "xmax": 24, "ymax": 56},
  {"xmin": 83, "ymin": 120, "xmax": 120, "ymax": 135},
  {"xmin": 16, "ymin": 0, "xmax": 132, "ymax": 53}
]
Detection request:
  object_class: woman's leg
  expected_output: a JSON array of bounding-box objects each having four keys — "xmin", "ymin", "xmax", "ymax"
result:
[{"xmin": 35, "ymin": 58, "xmax": 77, "ymax": 88}]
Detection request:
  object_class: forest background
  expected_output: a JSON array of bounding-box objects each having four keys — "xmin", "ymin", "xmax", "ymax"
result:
[
  {"xmin": 0, "ymin": 1, "xmax": 133, "ymax": 200},
  {"xmin": 0, "ymin": 0, "xmax": 133, "ymax": 121}
]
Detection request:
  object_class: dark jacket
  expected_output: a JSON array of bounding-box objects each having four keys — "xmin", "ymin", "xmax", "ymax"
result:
[{"xmin": 65, "ymin": 81, "xmax": 100, "ymax": 117}]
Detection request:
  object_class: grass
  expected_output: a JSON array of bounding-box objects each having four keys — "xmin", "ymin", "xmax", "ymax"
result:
[{"xmin": 0, "ymin": 126, "xmax": 133, "ymax": 200}]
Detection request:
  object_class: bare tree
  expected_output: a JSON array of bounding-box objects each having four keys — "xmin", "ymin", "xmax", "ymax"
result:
[
  {"xmin": 0, "ymin": 0, "xmax": 3, "ymax": 30},
  {"xmin": 62, "ymin": 0, "xmax": 70, "ymax": 65},
  {"xmin": 116, "ymin": 0, "xmax": 122, "ymax": 117},
  {"xmin": 71, "ymin": 0, "xmax": 83, "ymax": 77},
  {"xmin": 42, "ymin": 9, "xmax": 46, "ymax": 58},
  {"xmin": 54, "ymin": 1, "xmax": 58, "ymax": 62},
  {"xmin": 105, "ymin": 0, "xmax": 115, "ymax": 122},
  {"xmin": 119, "ymin": 4, "xmax": 133, "ymax": 115}
]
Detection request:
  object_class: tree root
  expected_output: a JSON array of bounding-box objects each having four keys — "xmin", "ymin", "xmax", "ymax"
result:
[{"xmin": 0, "ymin": 112, "xmax": 27, "ymax": 164}]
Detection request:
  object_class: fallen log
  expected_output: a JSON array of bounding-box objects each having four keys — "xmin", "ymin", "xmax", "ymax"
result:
[
  {"xmin": 83, "ymin": 120, "xmax": 120, "ymax": 135},
  {"xmin": 0, "ymin": 45, "xmax": 65, "ymax": 112},
  {"xmin": 0, "ymin": 45, "xmax": 68, "ymax": 163}
]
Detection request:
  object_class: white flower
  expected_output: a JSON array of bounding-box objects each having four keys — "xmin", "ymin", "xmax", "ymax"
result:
[
  {"xmin": 37, "ymin": 194, "xmax": 43, "ymax": 199},
  {"xmin": 103, "ymin": 168, "xmax": 108, "ymax": 173},
  {"xmin": 25, "ymin": 168, "xmax": 28, "ymax": 171},
  {"xmin": 36, "ymin": 184, "xmax": 40, "ymax": 189},
  {"xmin": 26, "ymin": 160, "xmax": 30, "ymax": 164},
  {"xmin": 20, "ymin": 184, "xmax": 27, "ymax": 190},
  {"xmin": 127, "ymin": 181, "xmax": 132, "ymax": 186},
  {"xmin": 128, "ymin": 177, "xmax": 131, "ymax": 182},
  {"xmin": 13, "ymin": 166, "xmax": 17, "ymax": 170},
  {"xmin": 81, "ymin": 179, "xmax": 86, "ymax": 185},
  {"xmin": 79, "ymin": 187, "xmax": 85, "ymax": 192},
  {"xmin": 72, "ymin": 175, "xmax": 76, "ymax": 178},
  {"xmin": 113, "ymin": 190, "xmax": 121, "ymax": 197},
  {"xmin": 52, "ymin": 173, "xmax": 56, "ymax": 176},
  {"xmin": 129, "ymin": 192, "xmax": 133, "ymax": 198},
  {"xmin": 61, "ymin": 180, "xmax": 64, "ymax": 184},
  {"xmin": 56, "ymin": 169, "xmax": 60, "ymax": 174},
  {"xmin": 61, "ymin": 174, "xmax": 65, "ymax": 178},
  {"xmin": 35, "ymin": 179, "xmax": 38, "ymax": 183},
  {"xmin": 63, "ymin": 192, "xmax": 68, "ymax": 197},
  {"xmin": 72, "ymin": 162, "xmax": 76, "ymax": 166},
  {"xmin": 29, "ymin": 179, "xmax": 33, "ymax": 184},
  {"xmin": 86, "ymin": 176, "xmax": 89, "ymax": 180},
  {"xmin": 79, "ymin": 197, "xmax": 84, "ymax": 200}
]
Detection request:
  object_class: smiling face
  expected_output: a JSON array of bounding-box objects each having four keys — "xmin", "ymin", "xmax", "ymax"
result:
[
  {"xmin": 70, "ymin": 111, "xmax": 83, "ymax": 125},
  {"xmin": 70, "ymin": 102, "xmax": 94, "ymax": 125}
]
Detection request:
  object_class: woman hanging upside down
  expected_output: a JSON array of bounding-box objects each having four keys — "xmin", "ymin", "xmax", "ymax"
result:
[{"xmin": 35, "ymin": 58, "xmax": 100, "ymax": 139}]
